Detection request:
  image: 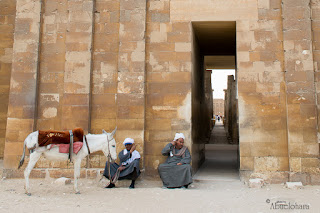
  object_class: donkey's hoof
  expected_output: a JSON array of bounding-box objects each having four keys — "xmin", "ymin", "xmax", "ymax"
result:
[
  {"xmin": 26, "ymin": 193, "xmax": 31, "ymax": 196},
  {"xmin": 75, "ymin": 191, "xmax": 81, "ymax": 194}
]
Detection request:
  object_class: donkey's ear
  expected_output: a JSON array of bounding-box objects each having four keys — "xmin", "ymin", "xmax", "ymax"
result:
[
  {"xmin": 102, "ymin": 129, "xmax": 107, "ymax": 134},
  {"xmin": 111, "ymin": 126, "xmax": 117, "ymax": 137}
]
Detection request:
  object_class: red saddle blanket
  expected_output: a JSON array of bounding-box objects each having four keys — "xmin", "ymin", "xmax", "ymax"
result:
[
  {"xmin": 49, "ymin": 142, "xmax": 83, "ymax": 154},
  {"xmin": 38, "ymin": 128, "xmax": 84, "ymax": 147}
]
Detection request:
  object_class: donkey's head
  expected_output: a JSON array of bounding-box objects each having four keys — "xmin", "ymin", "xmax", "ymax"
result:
[{"xmin": 102, "ymin": 127, "xmax": 117, "ymax": 161}]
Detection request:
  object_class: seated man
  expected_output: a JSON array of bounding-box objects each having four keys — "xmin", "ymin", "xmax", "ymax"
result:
[
  {"xmin": 158, "ymin": 133, "xmax": 192, "ymax": 188},
  {"xmin": 103, "ymin": 138, "xmax": 140, "ymax": 189}
]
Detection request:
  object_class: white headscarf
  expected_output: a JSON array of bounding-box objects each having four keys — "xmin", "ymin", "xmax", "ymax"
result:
[
  {"xmin": 123, "ymin": 138, "xmax": 134, "ymax": 146},
  {"xmin": 174, "ymin": 133, "xmax": 185, "ymax": 141}
]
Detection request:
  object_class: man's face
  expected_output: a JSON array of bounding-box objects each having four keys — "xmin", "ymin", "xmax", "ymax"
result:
[
  {"xmin": 125, "ymin": 143, "xmax": 133, "ymax": 151},
  {"xmin": 175, "ymin": 138, "xmax": 184, "ymax": 149}
]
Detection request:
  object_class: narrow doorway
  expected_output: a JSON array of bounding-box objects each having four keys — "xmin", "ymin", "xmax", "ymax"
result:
[{"xmin": 191, "ymin": 22, "xmax": 239, "ymax": 181}]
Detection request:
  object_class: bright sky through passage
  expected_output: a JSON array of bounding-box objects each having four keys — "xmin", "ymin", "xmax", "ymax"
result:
[{"xmin": 211, "ymin": 69, "xmax": 235, "ymax": 99}]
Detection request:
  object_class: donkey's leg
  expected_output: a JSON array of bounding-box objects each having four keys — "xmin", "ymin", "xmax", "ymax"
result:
[
  {"xmin": 74, "ymin": 159, "xmax": 81, "ymax": 194},
  {"xmin": 24, "ymin": 151, "xmax": 42, "ymax": 196}
]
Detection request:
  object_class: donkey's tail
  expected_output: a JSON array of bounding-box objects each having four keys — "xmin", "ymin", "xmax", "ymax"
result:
[{"xmin": 18, "ymin": 137, "xmax": 27, "ymax": 169}]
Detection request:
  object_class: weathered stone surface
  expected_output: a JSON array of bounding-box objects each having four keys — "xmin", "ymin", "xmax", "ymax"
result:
[
  {"xmin": 3, "ymin": 0, "xmax": 42, "ymax": 168},
  {"xmin": 285, "ymin": 182, "xmax": 303, "ymax": 189},
  {"xmin": 0, "ymin": 0, "xmax": 16, "ymax": 158},
  {"xmin": 283, "ymin": 0, "xmax": 319, "ymax": 178},
  {"xmin": 248, "ymin": 178, "xmax": 265, "ymax": 188},
  {"xmin": 1, "ymin": 0, "xmax": 320, "ymax": 184}
]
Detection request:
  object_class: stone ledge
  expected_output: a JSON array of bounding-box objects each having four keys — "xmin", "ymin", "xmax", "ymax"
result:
[
  {"xmin": 240, "ymin": 170, "xmax": 320, "ymax": 185},
  {"xmin": 2, "ymin": 168, "xmax": 105, "ymax": 179}
]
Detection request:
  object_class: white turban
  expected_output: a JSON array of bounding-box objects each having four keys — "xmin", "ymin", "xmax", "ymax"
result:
[
  {"xmin": 123, "ymin": 138, "xmax": 134, "ymax": 145},
  {"xmin": 174, "ymin": 133, "xmax": 185, "ymax": 141}
]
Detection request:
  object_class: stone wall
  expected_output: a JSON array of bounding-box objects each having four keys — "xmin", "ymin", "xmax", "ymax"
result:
[
  {"xmin": 282, "ymin": 0, "xmax": 319, "ymax": 184},
  {"xmin": 4, "ymin": 0, "xmax": 42, "ymax": 170},
  {"xmin": 0, "ymin": 0, "xmax": 16, "ymax": 158},
  {"xmin": 224, "ymin": 75, "xmax": 238, "ymax": 144},
  {"xmin": 204, "ymin": 69, "xmax": 213, "ymax": 138},
  {"xmin": 313, "ymin": 0, "xmax": 320, "ymax": 166},
  {"xmin": 116, "ymin": 0, "xmax": 146, "ymax": 169},
  {"xmin": 312, "ymin": 0, "xmax": 320, "ymax": 184},
  {"xmin": 3, "ymin": 0, "xmax": 147, "ymax": 177},
  {"xmin": 35, "ymin": 0, "xmax": 94, "ymax": 170},
  {"xmin": 191, "ymin": 28, "xmax": 207, "ymax": 171},
  {"xmin": 90, "ymin": 0, "xmax": 120, "ymax": 167},
  {"xmin": 238, "ymin": 0, "xmax": 290, "ymax": 183},
  {"xmin": 1, "ymin": 0, "xmax": 320, "ymax": 183},
  {"xmin": 144, "ymin": 0, "xmax": 192, "ymax": 176},
  {"xmin": 213, "ymin": 99, "xmax": 224, "ymax": 117}
]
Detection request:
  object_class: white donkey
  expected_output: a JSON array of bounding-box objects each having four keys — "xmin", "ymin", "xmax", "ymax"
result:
[{"xmin": 18, "ymin": 127, "xmax": 117, "ymax": 195}]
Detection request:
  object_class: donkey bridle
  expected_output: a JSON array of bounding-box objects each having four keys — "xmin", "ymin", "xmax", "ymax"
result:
[
  {"xmin": 85, "ymin": 134, "xmax": 113, "ymax": 183},
  {"xmin": 106, "ymin": 134, "xmax": 113, "ymax": 183},
  {"xmin": 84, "ymin": 135, "xmax": 91, "ymax": 155}
]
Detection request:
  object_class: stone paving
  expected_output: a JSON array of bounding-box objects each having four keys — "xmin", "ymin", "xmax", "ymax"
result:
[{"xmin": 194, "ymin": 122, "xmax": 239, "ymax": 182}]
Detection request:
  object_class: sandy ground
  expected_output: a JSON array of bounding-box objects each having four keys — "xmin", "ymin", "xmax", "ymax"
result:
[{"xmin": 0, "ymin": 176, "xmax": 320, "ymax": 213}]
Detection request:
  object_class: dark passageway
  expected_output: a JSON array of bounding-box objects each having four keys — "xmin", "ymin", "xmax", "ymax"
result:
[{"xmin": 191, "ymin": 21, "xmax": 239, "ymax": 177}]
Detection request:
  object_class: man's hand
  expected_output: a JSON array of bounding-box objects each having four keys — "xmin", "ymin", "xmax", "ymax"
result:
[
  {"xmin": 130, "ymin": 144, "xmax": 136, "ymax": 153},
  {"xmin": 177, "ymin": 163, "xmax": 182, "ymax": 165},
  {"xmin": 171, "ymin": 140, "xmax": 176, "ymax": 146},
  {"xmin": 118, "ymin": 165, "xmax": 126, "ymax": 171}
]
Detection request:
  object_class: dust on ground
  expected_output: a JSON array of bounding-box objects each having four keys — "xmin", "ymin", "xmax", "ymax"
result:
[{"xmin": 0, "ymin": 173, "xmax": 319, "ymax": 213}]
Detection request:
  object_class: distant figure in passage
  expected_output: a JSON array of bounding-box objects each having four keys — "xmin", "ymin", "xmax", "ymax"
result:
[
  {"xmin": 104, "ymin": 138, "xmax": 140, "ymax": 189},
  {"xmin": 158, "ymin": 133, "xmax": 192, "ymax": 188}
]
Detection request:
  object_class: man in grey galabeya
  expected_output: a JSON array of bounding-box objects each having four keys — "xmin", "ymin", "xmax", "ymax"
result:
[{"xmin": 158, "ymin": 133, "xmax": 192, "ymax": 188}]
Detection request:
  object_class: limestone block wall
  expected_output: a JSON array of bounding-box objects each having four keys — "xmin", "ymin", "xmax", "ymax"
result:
[
  {"xmin": 2, "ymin": 0, "xmax": 147, "ymax": 177},
  {"xmin": 213, "ymin": 99, "xmax": 224, "ymax": 117},
  {"xmin": 225, "ymin": 75, "xmax": 232, "ymax": 137},
  {"xmin": 204, "ymin": 69, "xmax": 214, "ymax": 139},
  {"xmin": 312, "ymin": 0, "xmax": 320, "ymax": 182},
  {"xmin": 4, "ymin": 0, "xmax": 42, "ymax": 171},
  {"xmin": 116, "ymin": 0, "xmax": 146, "ymax": 166},
  {"xmin": 90, "ymin": 0, "xmax": 120, "ymax": 167},
  {"xmin": 1, "ymin": 0, "xmax": 320, "ymax": 183},
  {"xmin": 0, "ymin": 0, "xmax": 16, "ymax": 158},
  {"xmin": 231, "ymin": 79, "xmax": 238, "ymax": 144},
  {"xmin": 238, "ymin": 0, "xmax": 290, "ymax": 183},
  {"xmin": 35, "ymin": 0, "xmax": 94, "ymax": 170},
  {"xmin": 224, "ymin": 75, "xmax": 238, "ymax": 144},
  {"xmin": 37, "ymin": 0, "xmax": 68, "ymax": 131},
  {"xmin": 144, "ymin": 0, "xmax": 192, "ymax": 176},
  {"xmin": 283, "ymin": 0, "xmax": 319, "ymax": 184},
  {"xmin": 239, "ymin": 0, "xmax": 319, "ymax": 184},
  {"xmin": 191, "ymin": 30, "xmax": 206, "ymax": 171}
]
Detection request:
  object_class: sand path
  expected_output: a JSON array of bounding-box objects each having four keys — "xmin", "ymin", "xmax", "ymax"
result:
[{"xmin": 0, "ymin": 176, "xmax": 319, "ymax": 213}]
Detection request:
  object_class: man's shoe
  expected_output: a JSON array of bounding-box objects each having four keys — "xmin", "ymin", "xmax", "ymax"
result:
[
  {"xmin": 105, "ymin": 183, "xmax": 115, "ymax": 188},
  {"xmin": 129, "ymin": 181, "xmax": 135, "ymax": 189}
]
